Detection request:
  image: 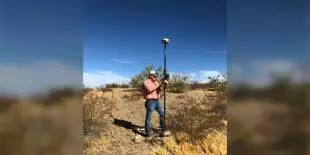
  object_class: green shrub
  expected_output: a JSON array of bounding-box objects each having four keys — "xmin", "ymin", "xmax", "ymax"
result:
[{"xmin": 168, "ymin": 75, "xmax": 189, "ymax": 93}]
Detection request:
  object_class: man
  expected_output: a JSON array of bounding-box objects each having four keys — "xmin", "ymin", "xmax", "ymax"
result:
[{"xmin": 143, "ymin": 70, "xmax": 168, "ymax": 139}]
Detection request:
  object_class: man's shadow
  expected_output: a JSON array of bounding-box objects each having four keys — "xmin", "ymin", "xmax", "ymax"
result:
[{"xmin": 113, "ymin": 118, "xmax": 159, "ymax": 137}]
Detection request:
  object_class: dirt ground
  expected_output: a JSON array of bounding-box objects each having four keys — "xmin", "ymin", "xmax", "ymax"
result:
[{"xmin": 83, "ymin": 88, "xmax": 227, "ymax": 155}]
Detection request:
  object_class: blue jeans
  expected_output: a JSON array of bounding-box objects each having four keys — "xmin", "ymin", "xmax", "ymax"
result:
[{"xmin": 145, "ymin": 100, "xmax": 165, "ymax": 136}]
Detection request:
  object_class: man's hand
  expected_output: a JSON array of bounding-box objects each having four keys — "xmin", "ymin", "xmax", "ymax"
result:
[
  {"xmin": 163, "ymin": 80, "xmax": 169, "ymax": 85},
  {"xmin": 159, "ymin": 80, "xmax": 169, "ymax": 87}
]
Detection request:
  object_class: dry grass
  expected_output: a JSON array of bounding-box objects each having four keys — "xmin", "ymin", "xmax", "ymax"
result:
[
  {"xmin": 0, "ymin": 94, "xmax": 82, "ymax": 155},
  {"xmin": 83, "ymin": 92, "xmax": 116, "ymax": 136},
  {"xmin": 150, "ymin": 131, "xmax": 227, "ymax": 155}
]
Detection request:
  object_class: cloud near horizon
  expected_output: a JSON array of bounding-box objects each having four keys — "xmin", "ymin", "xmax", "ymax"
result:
[
  {"xmin": 83, "ymin": 71, "xmax": 130, "ymax": 88},
  {"xmin": 230, "ymin": 59, "xmax": 306, "ymax": 86},
  {"xmin": 0, "ymin": 61, "xmax": 81, "ymax": 97}
]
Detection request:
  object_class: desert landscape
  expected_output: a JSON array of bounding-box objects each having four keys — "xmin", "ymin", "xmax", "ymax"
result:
[{"xmin": 83, "ymin": 87, "xmax": 227, "ymax": 155}]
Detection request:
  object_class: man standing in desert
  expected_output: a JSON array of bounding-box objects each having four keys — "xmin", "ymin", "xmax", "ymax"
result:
[{"xmin": 143, "ymin": 70, "xmax": 168, "ymax": 139}]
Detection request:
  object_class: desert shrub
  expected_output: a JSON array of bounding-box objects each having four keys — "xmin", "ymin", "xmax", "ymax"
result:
[
  {"xmin": 130, "ymin": 64, "xmax": 163, "ymax": 88},
  {"xmin": 31, "ymin": 87, "xmax": 81, "ymax": 105},
  {"xmin": 215, "ymin": 81, "xmax": 228, "ymax": 92},
  {"xmin": 168, "ymin": 75, "xmax": 189, "ymax": 93},
  {"xmin": 167, "ymin": 93, "xmax": 226, "ymax": 143},
  {"xmin": 95, "ymin": 85, "xmax": 113, "ymax": 93},
  {"xmin": 105, "ymin": 83, "xmax": 118, "ymax": 88},
  {"xmin": 189, "ymin": 82, "xmax": 209, "ymax": 90},
  {"xmin": 104, "ymin": 83, "xmax": 129, "ymax": 89},
  {"xmin": 83, "ymin": 95, "xmax": 115, "ymax": 136},
  {"xmin": 83, "ymin": 87, "xmax": 94, "ymax": 95},
  {"xmin": 120, "ymin": 83, "xmax": 130, "ymax": 88}
]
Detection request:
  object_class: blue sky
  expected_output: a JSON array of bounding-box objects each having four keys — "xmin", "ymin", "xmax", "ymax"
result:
[
  {"xmin": 0, "ymin": 0, "xmax": 83, "ymax": 96},
  {"xmin": 228, "ymin": 0, "xmax": 310, "ymax": 62},
  {"xmin": 0, "ymin": 0, "xmax": 309, "ymax": 94},
  {"xmin": 228, "ymin": 0, "xmax": 310, "ymax": 85},
  {"xmin": 84, "ymin": 0, "xmax": 227, "ymax": 87},
  {"xmin": 1, "ymin": 0, "xmax": 83, "ymax": 68}
]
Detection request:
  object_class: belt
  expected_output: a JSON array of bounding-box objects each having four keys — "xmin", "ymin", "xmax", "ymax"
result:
[{"xmin": 146, "ymin": 98, "xmax": 159, "ymax": 101}]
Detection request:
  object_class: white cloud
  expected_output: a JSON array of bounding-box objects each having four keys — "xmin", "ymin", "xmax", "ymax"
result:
[
  {"xmin": 252, "ymin": 59, "xmax": 295, "ymax": 73},
  {"xmin": 0, "ymin": 61, "xmax": 81, "ymax": 97},
  {"xmin": 230, "ymin": 59, "xmax": 305, "ymax": 86},
  {"xmin": 83, "ymin": 71, "xmax": 130, "ymax": 88},
  {"xmin": 190, "ymin": 71, "xmax": 226, "ymax": 83},
  {"xmin": 119, "ymin": 61, "xmax": 135, "ymax": 64},
  {"xmin": 170, "ymin": 71, "xmax": 225, "ymax": 83}
]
